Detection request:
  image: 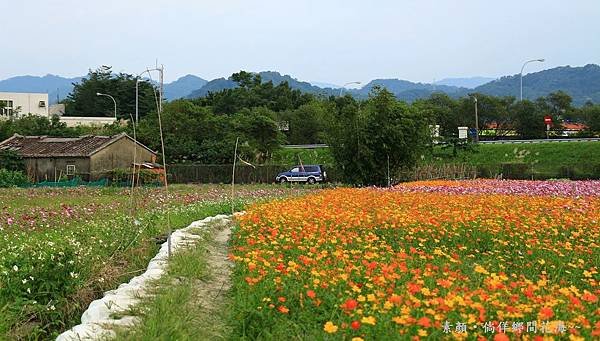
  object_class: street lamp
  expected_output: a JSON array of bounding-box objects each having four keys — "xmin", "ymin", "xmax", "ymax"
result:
[
  {"xmin": 96, "ymin": 92, "xmax": 117, "ymax": 119},
  {"xmin": 472, "ymin": 96, "xmax": 479, "ymax": 143},
  {"xmin": 339, "ymin": 81, "xmax": 361, "ymax": 96},
  {"xmin": 135, "ymin": 67, "xmax": 163, "ymax": 124},
  {"xmin": 520, "ymin": 59, "xmax": 545, "ymax": 101}
]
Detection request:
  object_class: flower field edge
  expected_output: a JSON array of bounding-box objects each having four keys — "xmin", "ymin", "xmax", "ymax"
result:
[{"xmin": 229, "ymin": 183, "xmax": 600, "ymax": 340}]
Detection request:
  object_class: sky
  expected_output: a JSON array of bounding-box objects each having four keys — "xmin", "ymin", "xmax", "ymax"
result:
[{"xmin": 3, "ymin": 0, "xmax": 600, "ymax": 84}]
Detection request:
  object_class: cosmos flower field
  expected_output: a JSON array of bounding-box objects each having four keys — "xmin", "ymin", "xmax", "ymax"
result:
[
  {"xmin": 231, "ymin": 180, "xmax": 600, "ymax": 340},
  {"xmin": 0, "ymin": 184, "xmax": 308, "ymax": 339}
]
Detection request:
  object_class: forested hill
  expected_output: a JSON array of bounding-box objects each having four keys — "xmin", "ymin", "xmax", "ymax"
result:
[
  {"xmin": 474, "ymin": 64, "xmax": 600, "ymax": 106},
  {"xmin": 185, "ymin": 65, "xmax": 600, "ymax": 105},
  {"xmin": 187, "ymin": 71, "xmax": 338, "ymax": 99}
]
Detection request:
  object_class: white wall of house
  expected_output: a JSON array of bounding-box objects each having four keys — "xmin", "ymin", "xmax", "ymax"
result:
[
  {"xmin": 59, "ymin": 116, "xmax": 117, "ymax": 127},
  {"xmin": 0, "ymin": 92, "xmax": 49, "ymax": 117}
]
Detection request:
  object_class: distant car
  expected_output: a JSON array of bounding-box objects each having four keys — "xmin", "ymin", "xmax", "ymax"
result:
[{"xmin": 275, "ymin": 165, "xmax": 327, "ymax": 184}]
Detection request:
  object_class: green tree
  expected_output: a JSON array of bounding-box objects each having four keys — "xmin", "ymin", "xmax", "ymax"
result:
[
  {"xmin": 0, "ymin": 149, "xmax": 25, "ymax": 172},
  {"xmin": 279, "ymin": 101, "xmax": 327, "ymax": 144},
  {"xmin": 136, "ymin": 100, "xmax": 206, "ymax": 163},
  {"xmin": 63, "ymin": 66, "xmax": 157, "ymax": 120},
  {"xmin": 233, "ymin": 107, "xmax": 284, "ymax": 163},
  {"xmin": 325, "ymin": 87, "xmax": 431, "ymax": 185},
  {"xmin": 198, "ymin": 71, "xmax": 313, "ymax": 115},
  {"xmin": 0, "ymin": 115, "xmax": 73, "ymax": 141},
  {"xmin": 579, "ymin": 104, "xmax": 600, "ymax": 133},
  {"xmin": 510, "ymin": 100, "xmax": 546, "ymax": 139}
]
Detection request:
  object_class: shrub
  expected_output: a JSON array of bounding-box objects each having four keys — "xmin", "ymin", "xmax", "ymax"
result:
[
  {"xmin": 500, "ymin": 162, "xmax": 530, "ymax": 180},
  {"xmin": 0, "ymin": 150, "xmax": 25, "ymax": 172},
  {"xmin": 0, "ymin": 169, "xmax": 29, "ymax": 187}
]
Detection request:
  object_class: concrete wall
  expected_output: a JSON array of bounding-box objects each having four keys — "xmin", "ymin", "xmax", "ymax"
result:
[
  {"xmin": 25, "ymin": 158, "xmax": 90, "ymax": 182},
  {"xmin": 89, "ymin": 137, "xmax": 156, "ymax": 180},
  {"xmin": 59, "ymin": 116, "xmax": 117, "ymax": 127},
  {"xmin": 0, "ymin": 92, "xmax": 49, "ymax": 118}
]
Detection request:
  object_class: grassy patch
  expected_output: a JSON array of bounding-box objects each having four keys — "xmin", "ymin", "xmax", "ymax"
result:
[
  {"xmin": 428, "ymin": 142, "xmax": 600, "ymax": 178},
  {"xmin": 274, "ymin": 142, "xmax": 600, "ymax": 179},
  {"xmin": 115, "ymin": 219, "xmax": 233, "ymax": 340}
]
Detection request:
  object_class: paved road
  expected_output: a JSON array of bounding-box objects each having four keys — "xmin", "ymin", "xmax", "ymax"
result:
[
  {"xmin": 284, "ymin": 138, "xmax": 600, "ymax": 149},
  {"xmin": 478, "ymin": 138, "xmax": 600, "ymax": 144}
]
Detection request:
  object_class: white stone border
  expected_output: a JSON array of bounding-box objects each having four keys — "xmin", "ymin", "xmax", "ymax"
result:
[{"xmin": 56, "ymin": 214, "xmax": 232, "ymax": 341}]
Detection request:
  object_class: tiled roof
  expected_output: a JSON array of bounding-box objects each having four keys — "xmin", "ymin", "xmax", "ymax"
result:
[{"xmin": 0, "ymin": 133, "xmax": 155, "ymax": 157}]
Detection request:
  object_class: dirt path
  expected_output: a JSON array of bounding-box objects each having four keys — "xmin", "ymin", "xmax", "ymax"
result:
[{"xmin": 187, "ymin": 218, "xmax": 234, "ymax": 339}]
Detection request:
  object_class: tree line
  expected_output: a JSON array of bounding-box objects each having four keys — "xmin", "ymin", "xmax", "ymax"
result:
[{"xmin": 1, "ymin": 67, "xmax": 599, "ymax": 185}]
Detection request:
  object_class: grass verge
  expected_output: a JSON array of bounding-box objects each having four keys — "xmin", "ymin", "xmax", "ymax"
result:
[{"xmin": 114, "ymin": 218, "xmax": 233, "ymax": 340}]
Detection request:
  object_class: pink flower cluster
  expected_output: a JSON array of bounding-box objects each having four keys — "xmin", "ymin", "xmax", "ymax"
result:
[{"xmin": 392, "ymin": 179, "xmax": 600, "ymax": 197}]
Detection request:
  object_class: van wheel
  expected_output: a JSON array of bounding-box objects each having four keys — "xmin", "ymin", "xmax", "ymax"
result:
[
  {"xmin": 307, "ymin": 177, "xmax": 316, "ymax": 185},
  {"xmin": 279, "ymin": 177, "xmax": 288, "ymax": 184}
]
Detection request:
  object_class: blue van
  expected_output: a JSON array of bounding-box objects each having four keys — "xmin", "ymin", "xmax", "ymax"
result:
[{"xmin": 275, "ymin": 165, "xmax": 326, "ymax": 184}]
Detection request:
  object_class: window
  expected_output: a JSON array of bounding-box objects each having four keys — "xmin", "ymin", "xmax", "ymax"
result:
[
  {"xmin": 66, "ymin": 165, "xmax": 76, "ymax": 175},
  {"xmin": 39, "ymin": 100, "xmax": 46, "ymax": 108},
  {"xmin": 290, "ymin": 167, "xmax": 299, "ymax": 173},
  {"xmin": 0, "ymin": 100, "xmax": 13, "ymax": 116}
]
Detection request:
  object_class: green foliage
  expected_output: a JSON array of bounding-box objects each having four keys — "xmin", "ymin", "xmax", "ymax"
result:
[
  {"xmin": 325, "ymin": 87, "xmax": 432, "ymax": 185},
  {"xmin": 108, "ymin": 168, "xmax": 161, "ymax": 185},
  {"xmin": 278, "ymin": 101, "xmax": 327, "ymax": 144},
  {"xmin": 578, "ymin": 104, "xmax": 600, "ymax": 133},
  {"xmin": 0, "ymin": 169, "xmax": 29, "ymax": 187},
  {"xmin": 63, "ymin": 66, "xmax": 157, "ymax": 120},
  {"xmin": 0, "ymin": 150, "xmax": 24, "ymax": 172},
  {"xmin": 0, "ymin": 114, "xmax": 72, "ymax": 141},
  {"xmin": 195, "ymin": 71, "xmax": 313, "ymax": 115}
]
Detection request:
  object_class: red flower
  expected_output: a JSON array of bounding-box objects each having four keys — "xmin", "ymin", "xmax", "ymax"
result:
[
  {"xmin": 494, "ymin": 333, "xmax": 510, "ymax": 341},
  {"xmin": 307, "ymin": 290, "xmax": 316, "ymax": 299},
  {"xmin": 343, "ymin": 298, "xmax": 358, "ymax": 310},
  {"xmin": 539, "ymin": 307, "xmax": 553, "ymax": 319},
  {"xmin": 417, "ymin": 316, "xmax": 431, "ymax": 328},
  {"xmin": 351, "ymin": 320, "xmax": 361, "ymax": 330}
]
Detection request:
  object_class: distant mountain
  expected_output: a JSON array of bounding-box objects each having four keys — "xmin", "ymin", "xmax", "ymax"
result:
[
  {"xmin": 163, "ymin": 75, "xmax": 207, "ymax": 100},
  {"xmin": 187, "ymin": 71, "xmax": 339, "ymax": 99},
  {"xmin": 310, "ymin": 81, "xmax": 341, "ymax": 89},
  {"xmin": 187, "ymin": 78, "xmax": 238, "ymax": 98},
  {"xmin": 3, "ymin": 64, "xmax": 599, "ymax": 107},
  {"xmin": 436, "ymin": 77, "xmax": 496, "ymax": 89},
  {"xmin": 350, "ymin": 79, "xmax": 468, "ymax": 100},
  {"xmin": 0, "ymin": 74, "xmax": 82, "ymax": 104},
  {"xmin": 474, "ymin": 64, "xmax": 600, "ymax": 106}
]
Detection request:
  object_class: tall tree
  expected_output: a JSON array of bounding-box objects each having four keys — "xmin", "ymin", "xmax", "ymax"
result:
[
  {"xmin": 63, "ymin": 66, "xmax": 157, "ymax": 120},
  {"xmin": 325, "ymin": 87, "xmax": 431, "ymax": 185}
]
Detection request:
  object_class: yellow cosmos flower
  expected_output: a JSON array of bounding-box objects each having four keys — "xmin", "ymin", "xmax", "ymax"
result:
[
  {"xmin": 361, "ymin": 316, "xmax": 376, "ymax": 325},
  {"xmin": 474, "ymin": 264, "xmax": 489, "ymax": 275},
  {"xmin": 323, "ymin": 321, "xmax": 338, "ymax": 333}
]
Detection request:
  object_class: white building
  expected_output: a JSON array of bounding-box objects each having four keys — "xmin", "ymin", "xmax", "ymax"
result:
[
  {"xmin": 0, "ymin": 92, "xmax": 49, "ymax": 117},
  {"xmin": 1, "ymin": 91, "xmax": 117, "ymax": 126}
]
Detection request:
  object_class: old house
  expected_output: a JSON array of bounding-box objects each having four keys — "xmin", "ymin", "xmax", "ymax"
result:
[{"xmin": 0, "ymin": 133, "xmax": 156, "ymax": 181}]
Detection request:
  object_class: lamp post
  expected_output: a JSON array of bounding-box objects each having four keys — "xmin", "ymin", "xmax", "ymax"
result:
[
  {"xmin": 135, "ymin": 67, "xmax": 163, "ymax": 124},
  {"xmin": 473, "ymin": 96, "xmax": 479, "ymax": 143},
  {"xmin": 96, "ymin": 92, "xmax": 117, "ymax": 119},
  {"xmin": 339, "ymin": 81, "xmax": 361, "ymax": 96},
  {"xmin": 520, "ymin": 58, "xmax": 545, "ymax": 101}
]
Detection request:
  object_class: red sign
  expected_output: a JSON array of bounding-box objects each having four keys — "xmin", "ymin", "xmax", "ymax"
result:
[{"xmin": 544, "ymin": 116, "xmax": 552, "ymax": 124}]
